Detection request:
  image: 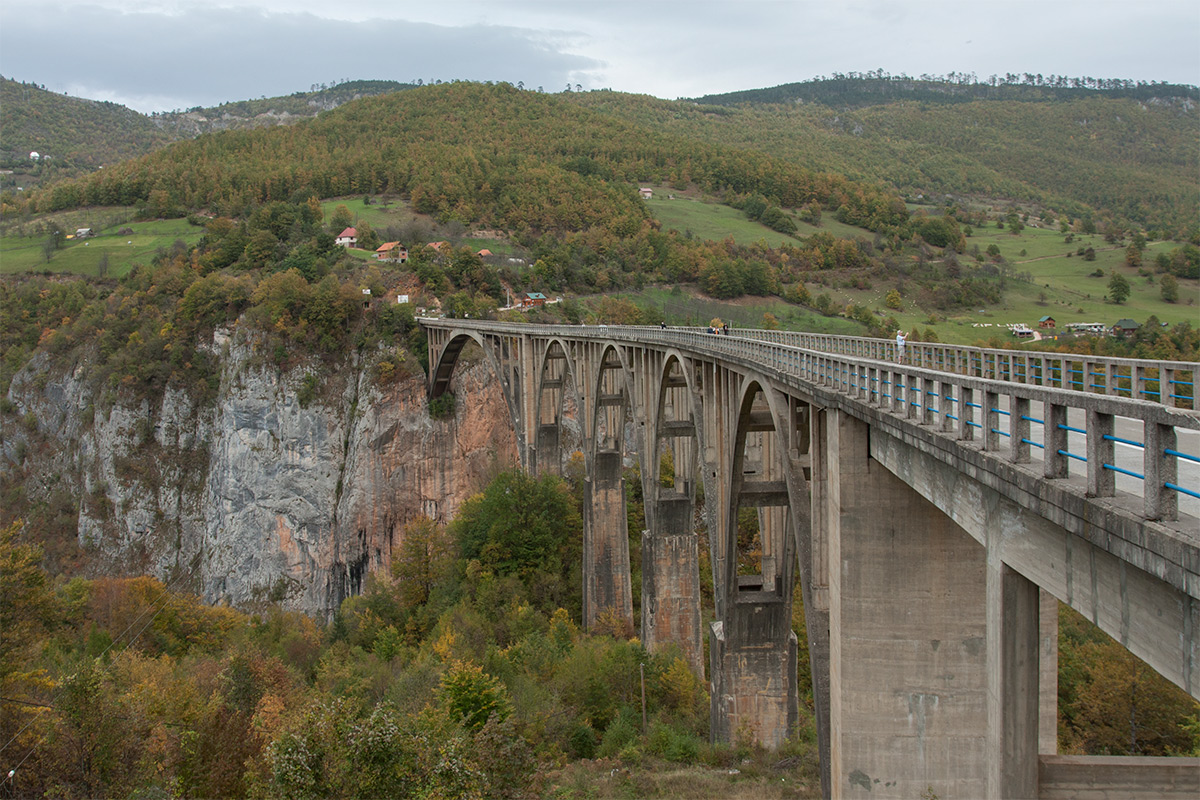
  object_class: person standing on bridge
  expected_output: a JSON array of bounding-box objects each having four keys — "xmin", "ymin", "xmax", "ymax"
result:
[{"xmin": 895, "ymin": 330, "xmax": 907, "ymax": 362}]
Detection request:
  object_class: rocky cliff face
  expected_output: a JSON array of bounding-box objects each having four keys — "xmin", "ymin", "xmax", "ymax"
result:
[{"xmin": 2, "ymin": 329, "xmax": 517, "ymax": 617}]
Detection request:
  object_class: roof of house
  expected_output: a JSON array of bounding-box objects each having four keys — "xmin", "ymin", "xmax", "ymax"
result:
[
  {"xmin": 338, "ymin": 227, "xmax": 357, "ymax": 238},
  {"xmin": 1038, "ymin": 315, "xmax": 1055, "ymax": 322},
  {"xmin": 426, "ymin": 241, "xmax": 450, "ymax": 251},
  {"xmin": 526, "ymin": 292, "xmax": 547, "ymax": 300},
  {"xmin": 376, "ymin": 241, "xmax": 402, "ymax": 252},
  {"xmin": 1114, "ymin": 318, "xmax": 1139, "ymax": 328},
  {"xmin": 477, "ymin": 249, "xmax": 493, "ymax": 257}
]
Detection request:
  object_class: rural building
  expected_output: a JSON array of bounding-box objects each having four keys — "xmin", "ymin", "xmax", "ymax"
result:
[
  {"xmin": 375, "ymin": 242, "xmax": 408, "ymax": 263},
  {"xmin": 477, "ymin": 249, "xmax": 493, "ymax": 257},
  {"xmin": 639, "ymin": 187, "xmax": 653, "ymax": 199},
  {"xmin": 1038, "ymin": 315, "xmax": 1056, "ymax": 328},
  {"xmin": 426, "ymin": 241, "xmax": 450, "ymax": 253},
  {"xmin": 519, "ymin": 292, "xmax": 548, "ymax": 309},
  {"xmin": 336, "ymin": 227, "xmax": 357, "ymax": 247},
  {"xmin": 74, "ymin": 228, "xmax": 93, "ymax": 239},
  {"xmin": 1112, "ymin": 318, "xmax": 1139, "ymax": 336},
  {"xmin": 1011, "ymin": 324, "xmax": 1034, "ymax": 339}
]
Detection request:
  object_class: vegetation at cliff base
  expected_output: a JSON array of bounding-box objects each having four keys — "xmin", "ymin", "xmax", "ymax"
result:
[{"xmin": 0, "ymin": 469, "xmax": 823, "ymax": 798}]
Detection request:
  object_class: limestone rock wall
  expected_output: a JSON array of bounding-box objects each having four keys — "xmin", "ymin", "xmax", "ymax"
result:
[{"xmin": 1, "ymin": 329, "xmax": 517, "ymax": 617}]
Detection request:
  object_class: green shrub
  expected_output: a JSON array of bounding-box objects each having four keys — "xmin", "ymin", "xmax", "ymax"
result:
[
  {"xmin": 429, "ymin": 392, "xmax": 455, "ymax": 419},
  {"xmin": 596, "ymin": 708, "xmax": 639, "ymax": 758}
]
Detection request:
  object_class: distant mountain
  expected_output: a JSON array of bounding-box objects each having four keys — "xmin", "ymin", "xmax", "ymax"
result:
[
  {"xmin": 689, "ymin": 74, "xmax": 1200, "ymax": 108},
  {"xmin": 23, "ymin": 81, "xmax": 904, "ymax": 240},
  {"xmin": 0, "ymin": 77, "xmax": 173, "ymax": 168},
  {"xmin": 152, "ymin": 79, "xmax": 417, "ymax": 137},
  {"xmin": 3, "ymin": 75, "xmax": 1197, "ymax": 234},
  {"xmin": 0, "ymin": 77, "xmax": 416, "ymax": 177},
  {"xmin": 574, "ymin": 77, "xmax": 1200, "ymax": 233}
]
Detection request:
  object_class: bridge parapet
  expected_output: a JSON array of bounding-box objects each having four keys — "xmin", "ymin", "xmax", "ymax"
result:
[{"xmin": 722, "ymin": 327, "xmax": 1198, "ymax": 411}]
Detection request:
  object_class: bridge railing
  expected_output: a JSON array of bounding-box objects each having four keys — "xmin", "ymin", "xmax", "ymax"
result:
[
  {"xmin": 680, "ymin": 326, "xmax": 1198, "ymax": 412},
  {"xmin": 420, "ymin": 320, "xmax": 1200, "ymax": 523}
]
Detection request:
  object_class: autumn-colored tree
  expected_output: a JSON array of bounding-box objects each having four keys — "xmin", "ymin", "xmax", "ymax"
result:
[{"xmin": 392, "ymin": 516, "xmax": 456, "ymax": 613}]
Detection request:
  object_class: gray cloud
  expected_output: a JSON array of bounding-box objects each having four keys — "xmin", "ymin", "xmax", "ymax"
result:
[
  {"xmin": 1, "ymin": 1, "xmax": 1196, "ymax": 113},
  {"xmin": 0, "ymin": 6, "xmax": 600, "ymax": 111}
]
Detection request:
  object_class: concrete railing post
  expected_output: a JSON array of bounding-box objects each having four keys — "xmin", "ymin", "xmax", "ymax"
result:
[
  {"xmin": 1087, "ymin": 410, "xmax": 1115, "ymax": 498},
  {"xmin": 1045, "ymin": 404, "xmax": 1069, "ymax": 479},
  {"xmin": 1012, "ymin": 396, "xmax": 1031, "ymax": 464},
  {"xmin": 960, "ymin": 386, "xmax": 976, "ymax": 442},
  {"xmin": 1143, "ymin": 422, "xmax": 1178, "ymax": 522},
  {"xmin": 984, "ymin": 389, "xmax": 1001, "ymax": 452}
]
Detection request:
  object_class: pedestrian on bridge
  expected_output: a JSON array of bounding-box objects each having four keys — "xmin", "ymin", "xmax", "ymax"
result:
[{"xmin": 896, "ymin": 330, "xmax": 907, "ymax": 362}]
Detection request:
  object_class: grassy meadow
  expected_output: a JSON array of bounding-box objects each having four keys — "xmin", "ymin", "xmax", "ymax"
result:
[
  {"xmin": 646, "ymin": 192, "xmax": 869, "ymax": 247},
  {"xmin": 0, "ymin": 215, "xmax": 202, "ymax": 278}
]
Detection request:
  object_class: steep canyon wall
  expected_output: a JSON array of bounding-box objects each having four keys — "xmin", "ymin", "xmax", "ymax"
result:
[{"xmin": 1, "ymin": 329, "xmax": 517, "ymax": 616}]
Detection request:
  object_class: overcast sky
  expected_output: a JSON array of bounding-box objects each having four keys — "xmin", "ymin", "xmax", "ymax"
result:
[{"xmin": 2, "ymin": 1, "xmax": 1198, "ymax": 113}]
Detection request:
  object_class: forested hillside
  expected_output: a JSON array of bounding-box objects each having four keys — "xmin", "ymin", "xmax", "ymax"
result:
[
  {"xmin": 0, "ymin": 77, "xmax": 415, "ymax": 188},
  {"xmin": 16, "ymin": 82, "xmax": 905, "ymax": 232},
  {"xmin": 6, "ymin": 74, "xmax": 1196, "ymax": 235},
  {"xmin": 0, "ymin": 77, "xmax": 174, "ymax": 187},
  {"xmin": 574, "ymin": 78, "xmax": 1200, "ymax": 234}
]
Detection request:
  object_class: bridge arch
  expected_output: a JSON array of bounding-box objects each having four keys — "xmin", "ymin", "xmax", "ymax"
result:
[
  {"xmin": 641, "ymin": 352, "xmax": 708, "ymax": 673},
  {"xmin": 708, "ymin": 374, "xmax": 803, "ymax": 749},
  {"xmin": 427, "ymin": 328, "xmax": 524, "ymax": 451},
  {"xmin": 532, "ymin": 337, "xmax": 582, "ymax": 476}
]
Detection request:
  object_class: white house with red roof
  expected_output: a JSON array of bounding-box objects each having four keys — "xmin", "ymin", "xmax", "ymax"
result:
[{"xmin": 336, "ymin": 227, "xmax": 357, "ymax": 247}]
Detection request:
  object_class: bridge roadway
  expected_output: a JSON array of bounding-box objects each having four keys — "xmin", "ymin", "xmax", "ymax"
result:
[{"xmin": 421, "ymin": 318, "xmax": 1200, "ymax": 799}]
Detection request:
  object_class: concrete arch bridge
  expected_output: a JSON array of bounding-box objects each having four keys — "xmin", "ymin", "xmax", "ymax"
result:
[{"xmin": 420, "ymin": 318, "xmax": 1199, "ymax": 799}]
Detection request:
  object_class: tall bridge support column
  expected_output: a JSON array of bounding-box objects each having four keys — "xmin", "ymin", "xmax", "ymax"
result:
[
  {"xmin": 583, "ymin": 450, "xmax": 633, "ymax": 631},
  {"xmin": 642, "ymin": 495, "xmax": 704, "ymax": 676},
  {"xmin": 709, "ymin": 601, "xmax": 799, "ymax": 750},
  {"xmin": 827, "ymin": 412, "xmax": 991, "ymax": 799},
  {"xmin": 987, "ymin": 561, "xmax": 1041, "ymax": 798},
  {"xmin": 534, "ymin": 423, "xmax": 560, "ymax": 476}
]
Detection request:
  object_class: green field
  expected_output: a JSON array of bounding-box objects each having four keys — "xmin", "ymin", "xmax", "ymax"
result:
[
  {"xmin": 625, "ymin": 285, "xmax": 866, "ymax": 336},
  {"xmin": 646, "ymin": 191, "xmax": 869, "ymax": 247},
  {"xmin": 619, "ymin": 217, "xmax": 1198, "ymax": 346},
  {"xmin": 319, "ymin": 198, "xmax": 413, "ymax": 232},
  {"xmin": 0, "ymin": 216, "xmax": 202, "ymax": 278}
]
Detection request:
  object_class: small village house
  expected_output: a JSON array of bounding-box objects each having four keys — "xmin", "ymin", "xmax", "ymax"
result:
[
  {"xmin": 1038, "ymin": 315, "xmax": 1056, "ymax": 328},
  {"xmin": 375, "ymin": 242, "xmax": 408, "ymax": 263},
  {"xmin": 639, "ymin": 187, "xmax": 653, "ymax": 199},
  {"xmin": 336, "ymin": 227, "xmax": 357, "ymax": 247},
  {"xmin": 518, "ymin": 292, "xmax": 548, "ymax": 309},
  {"xmin": 1112, "ymin": 318, "xmax": 1139, "ymax": 336}
]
